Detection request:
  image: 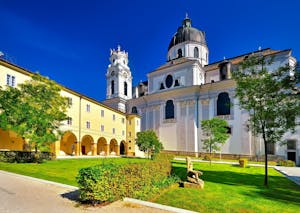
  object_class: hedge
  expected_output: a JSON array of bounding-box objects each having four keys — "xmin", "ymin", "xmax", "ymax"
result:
[
  {"xmin": 0, "ymin": 151, "xmax": 54, "ymax": 163},
  {"xmin": 277, "ymin": 159, "xmax": 295, "ymax": 167},
  {"xmin": 77, "ymin": 154, "xmax": 176, "ymax": 204}
]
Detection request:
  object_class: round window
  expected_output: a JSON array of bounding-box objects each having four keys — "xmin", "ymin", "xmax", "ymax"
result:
[{"xmin": 165, "ymin": 75, "xmax": 173, "ymax": 88}]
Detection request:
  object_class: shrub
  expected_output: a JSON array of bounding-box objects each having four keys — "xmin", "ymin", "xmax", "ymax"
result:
[
  {"xmin": 203, "ymin": 155, "xmax": 211, "ymax": 161},
  {"xmin": 77, "ymin": 157, "xmax": 176, "ymax": 204},
  {"xmin": 0, "ymin": 151, "xmax": 53, "ymax": 163},
  {"xmin": 277, "ymin": 159, "xmax": 295, "ymax": 167},
  {"xmin": 239, "ymin": 158, "xmax": 248, "ymax": 168}
]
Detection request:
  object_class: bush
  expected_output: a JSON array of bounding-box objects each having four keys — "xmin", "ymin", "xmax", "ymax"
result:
[
  {"xmin": 203, "ymin": 155, "xmax": 212, "ymax": 161},
  {"xmin": 77, "ymin": 157, "xmax": 176, "ymax": 204},
  {"xmin": 277, "ymin": 159, "xmax": 295, "ymax": 167},
  {"xmin": 239, "ymin": 158, "xmax": 248, "ymax": 168},
  {"xmin": 0, "ymin": 151, "xmax": 54, "ymax": 163}
]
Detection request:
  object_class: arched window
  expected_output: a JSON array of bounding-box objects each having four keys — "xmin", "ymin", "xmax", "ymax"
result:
[
  {"xmin": 177, "ymin": 49, "xmax": 183, "ymax": 58},
  {"xmin": 111, "ymin": 80, "xmax": 115, "ymax": 95},
  {"xmin": 165, "ymin": 100, "xmax": 174, "ymax": 119},
  {"xmin": 217, "ymin": 92, "xmax": 230, "ymax": 115},
  {"xmin": 194, "ymin": 47, "xmax": 199, "ymax": 58},
  {"xmin": 124, "ymin": 82, "xmax": 128, "ymax": 96},
  {"xmin": 131, "ymin": 106, "xmax": 137, "ymax": 114}
]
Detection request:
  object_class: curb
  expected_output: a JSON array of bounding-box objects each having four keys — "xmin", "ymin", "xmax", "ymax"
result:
[
  {"xmin": 0, "ymin": 170, "xmax": 78, "ymax": 190},
  {"xmin": 124, "ymin": 198, "xmax": 198, "ymax": 213}
]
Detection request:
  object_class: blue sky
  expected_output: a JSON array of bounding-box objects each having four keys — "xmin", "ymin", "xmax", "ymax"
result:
[{"xmin": 1, "ymin": 0, "xmax": 299, "ymax": 101}]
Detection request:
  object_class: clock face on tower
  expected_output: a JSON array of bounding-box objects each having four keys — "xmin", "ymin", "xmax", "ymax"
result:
[
  {"xmin": 111, "ymin": 71, "xmax": 115, "ymax": 76},
  {"xmin": 123, "ymin": 72, "xmax": 128, "ymax": 78}
]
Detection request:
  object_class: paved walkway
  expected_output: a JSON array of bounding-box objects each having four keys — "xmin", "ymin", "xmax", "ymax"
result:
[
  {"xmin": 0, "ymin": 170, "xmax": 195, "ymax": 213},
  {"xmin": 274, "ymin": 166, "xmax": 300, "ymax": 186}
]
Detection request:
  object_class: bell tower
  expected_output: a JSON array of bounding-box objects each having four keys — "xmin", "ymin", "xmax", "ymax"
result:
[{"xmin": 104, "ymin": 45, "xmax": 132, "ymax": 112}]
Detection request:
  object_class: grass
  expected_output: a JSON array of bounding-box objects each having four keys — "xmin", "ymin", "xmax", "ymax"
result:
[
  {"xmin": 0, "ymin": 157, "xmax": 148, "ymax": 186},
  {"xmin": 0, "ymin": 158, "xmax": 299, "ymax": 212},
  {"xmin": 153, "ymin": 161, "xmax": 300, "ymax": 213}
]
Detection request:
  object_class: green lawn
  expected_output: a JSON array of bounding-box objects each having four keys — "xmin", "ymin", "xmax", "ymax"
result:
[
  {"xmin": 154, "ymin": 161, "xmax": 300, "ymax": 213},
  {"xmin": 0, "ymin": 158, "xmax": 299, "ymax": 212},
  {"xmin": 0, "ymin": 157, "xmax": 148, "ymax": 186}
]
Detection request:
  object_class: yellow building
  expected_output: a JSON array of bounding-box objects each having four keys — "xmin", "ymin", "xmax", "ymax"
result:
[{"xmin": 0, "ymin": 58, "xmax": 140, "ymax": 157}]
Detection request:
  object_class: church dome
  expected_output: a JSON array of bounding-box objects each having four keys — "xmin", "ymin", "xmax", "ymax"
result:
[{"xmin": 168, "ymin": 16, "xmax": 207, "ymax": 51}]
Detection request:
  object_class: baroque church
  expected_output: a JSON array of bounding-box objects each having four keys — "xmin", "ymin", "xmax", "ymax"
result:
[{"xmin": 103, "ymin": 16, "xmax": 300, "ymax": 164}]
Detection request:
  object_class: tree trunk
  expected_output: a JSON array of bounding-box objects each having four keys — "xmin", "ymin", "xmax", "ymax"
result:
[
  {"xmin": 35, "ymin": 145, "xmax": 38, "ymax": 153},
  {"xmin": 262, "ymin": 127, "xmax": 268, "ymax": 187}
]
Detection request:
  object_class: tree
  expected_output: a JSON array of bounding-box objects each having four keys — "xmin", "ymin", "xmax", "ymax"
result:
[
  {"xmin": 201, "ymin": 117, "xmax": 230, "ymax": 163},
  {"xmin": 0, "ymin": 74, "xmax": 69, "ymax": 152},
  {"xmin": 232, "ymin": 53, "xmax": 300, "ymax": 186},
  {"xmin": 136, "ymin": 130, "xmax": 163, "ymax": 159}
]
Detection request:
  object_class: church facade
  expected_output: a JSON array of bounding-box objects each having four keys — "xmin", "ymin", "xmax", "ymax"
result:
[{"xmin": 104, "ymin": 16, "xmax": 300, "ymax": 164}]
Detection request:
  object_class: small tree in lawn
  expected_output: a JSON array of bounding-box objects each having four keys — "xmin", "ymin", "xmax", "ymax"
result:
[
  {"xmin": 201, "ymin": 117, "xmax": 230, "ymax": 163},
  {"xmin": 232, "ymin": 53, "xmax": 300, "ymax": 186},
  {"xmin": 0, "ymin": 73, "xmax": 69, "ymax": 153},
  {"xmin": 136, "ymin": 130, "xmax": 163, "ymax": 159}
]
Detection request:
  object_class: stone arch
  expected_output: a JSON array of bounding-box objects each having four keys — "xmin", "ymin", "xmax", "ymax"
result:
[
  {"xmin": 120, "ymin": 140, "xmax": 127, "ymax": 155},
  {"xmin": 60, "ymin": 131, "xmax": 78, "ymax": 156},
  {"xmin": 81, "ymin": 135, "xmax": 94, "ymax": 155},
  {"xmin": 97, "ymin": 137, "xmax": 108, "ymax": 155},
  {"xmin": 109, "ymin": 139, "xmax": 119, "ymax": 155}
]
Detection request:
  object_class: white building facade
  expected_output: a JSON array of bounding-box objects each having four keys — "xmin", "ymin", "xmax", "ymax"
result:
[{"xmin": 106, "ymin": 16, "xmax": 300, "ymax": 164}]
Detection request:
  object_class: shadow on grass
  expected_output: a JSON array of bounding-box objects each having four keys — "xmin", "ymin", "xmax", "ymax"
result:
[
  {"xmin": 61, "ymin": 190, "xmax": 79, "ymax": 202},
  {"xmin": 172, "ymin": 164, "xmax": 300, "ymax": 205}
]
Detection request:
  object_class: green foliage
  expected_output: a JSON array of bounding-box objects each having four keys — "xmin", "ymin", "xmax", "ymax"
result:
[
  {"xmin": 76, "ymin": 157, "xmax": 175, "ymax": 204},
  {"xmin": 232, "ymin": 53, "xmax": 300, "ymax": 186},
  {"xmin": 277, "ymin": 159, "xmax": 295, "ymax": 167},
  {"xmin": 136, "ymin": 130, "xmax": 163, "ymax": 159},
  {"xmin": 155, "ymin": 161, "xmax": 300, "ymax": 213},
  {"xmin": 203, "ymin": 155, "xmax": 212, "ymax": 161},
  {"xmin": 0, "ymin": 74, "xmax": 69, "ymax": 152},
  {"xmin": 0, "ymin": 151, "xmax": 53, "ymax": 163},
  {"xmin": 201, "ymin": 117, "xmax": 230, "ymax": 157},
  {"xmin": 239, "ymin": 158, "xmax": 248, "ymax": 168}
]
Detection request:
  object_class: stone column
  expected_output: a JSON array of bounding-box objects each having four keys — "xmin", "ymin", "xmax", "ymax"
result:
[
  {"xmin": 92, "ymin": 143, "xmax": 97, "ymax": 156},
  {"xmin": 106, "ymin": 143, "xmax": 110, "ymax": 156}
]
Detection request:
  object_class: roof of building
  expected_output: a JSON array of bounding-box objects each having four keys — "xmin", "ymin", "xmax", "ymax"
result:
[
  {"xmin": 204, "ymin": 48, "xmax": 291, "ymax": 72},
  {"xmin": 0, "ymin": 58, "xmax": 127, "ymax": 116},
  {"xmin": 168, "ymin": 16, "xmax": 207, "ymax": 51}
]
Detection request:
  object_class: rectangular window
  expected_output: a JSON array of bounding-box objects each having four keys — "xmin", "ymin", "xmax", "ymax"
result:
[
  {"xmin": 101, "ymin": 110, "xmax": 104, "ymax": 117},
  {"xmin": 129, "ymin": 120, "xmax": 131, "ymax": 125},
  {"xmin": 112, "ymin": 128, "xmax": 115, "ymax": 134},
  {"xmin": 67, "ymin": 117, "xmax": 72, "ymax": 125},
  {"xmin": 287, "ymin": 140, "xmax": 296, "ymax": 150},
  {"xmin": 6, "ymin": 74, "xmax": 16, "ymax": 87},
  {"xmin": 6, "ymin": 74, "xmax": 10, "ymax": 85},
  {"xmin": 122, "ymin": 118, "xmax": 125, "ymax": 124},
  {"xmin": 86, "ymin": 104, "xmax": 90, "ymax": 112},
  {"xmin": 129, "ymin": 131, "xmax": 131, "ymax": 137},
  {"xmin": 101, "ymin": 125, "xmax": 104, "ymax": 132},
  {"xmin": 136, "ymin": 120, "xmax": 139, "ymax": 126},
  {"xmin": 122, "ymin": 130, "xmax": 125, "ymax": 136},
  {"xmin": 113, "ymin": 114, "xmax": 116, "ymax": 121},
  {"xmin": 68, "ymin": 98, "xmax": 72, "ymax": 106},
  {"xmin": 86, "ymin": 121, "xmax": 90, "ymax": 129},
  {"xmin": 11, "ymin": 76, "xmax": 15, "ymax": 87}
]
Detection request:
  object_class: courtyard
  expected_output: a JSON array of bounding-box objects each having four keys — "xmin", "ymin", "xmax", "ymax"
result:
[{"xmin": 0, "ymin": 158, "xmax": 299, "ymax": 212}]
